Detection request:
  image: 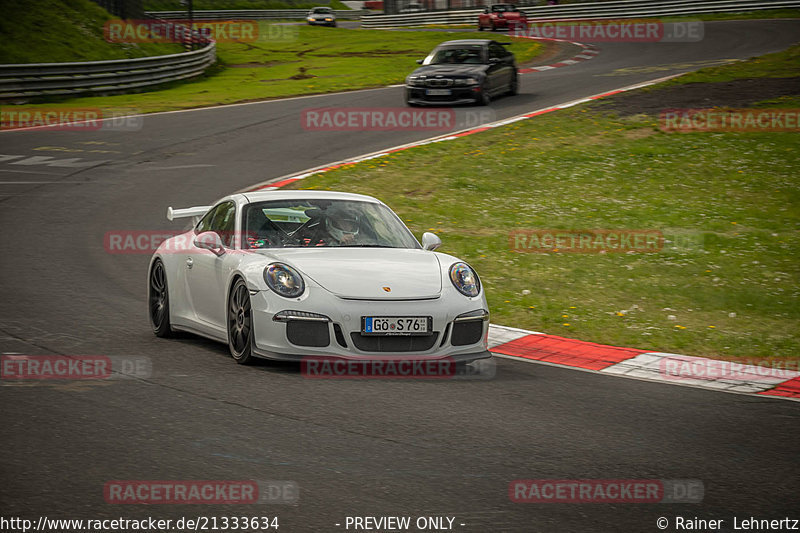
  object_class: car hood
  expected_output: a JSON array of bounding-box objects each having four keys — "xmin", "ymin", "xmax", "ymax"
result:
[
  {"xmin": 410, "ymin": 64, "xmax": 488, "ymax": 77},
  {"xmin": 267, "ymin": 248, "xmax": 443, "ymax": 300}
]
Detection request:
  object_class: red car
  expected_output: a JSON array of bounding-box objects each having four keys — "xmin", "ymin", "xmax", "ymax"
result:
[{"xmin": 478, "ymin": 4, "xmax": 527, "ymax": 32}]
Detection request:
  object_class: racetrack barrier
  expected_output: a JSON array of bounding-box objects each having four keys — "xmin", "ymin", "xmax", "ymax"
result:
[
  {"xmin": 0, "ymin": 42, "xmax": 216, "ymax": 100},
  {"xmin": 360, "ymin": 0, "xmax": 800, "ymax": 28}
]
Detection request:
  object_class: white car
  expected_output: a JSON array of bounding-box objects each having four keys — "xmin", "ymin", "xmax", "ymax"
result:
[
  {"xmin": 148, "ymin": 191, "xmax": 491, "ymax": 365},
  {"xmin": 307, "ymin": 7, "xmax": 337, "ymax": 26}
]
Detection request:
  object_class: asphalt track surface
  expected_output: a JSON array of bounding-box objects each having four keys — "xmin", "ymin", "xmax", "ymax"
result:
[{"xmin": 1, "ymin": 19, "xmax": 799, "ymax": 533}]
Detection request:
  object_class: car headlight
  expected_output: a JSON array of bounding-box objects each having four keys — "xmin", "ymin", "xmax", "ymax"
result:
[
  {"xmin": 449, "ymin": 262, "xmax": 481, "ymax": 297},
  {"xmin": 264, "ymin": 263, "xmax": 305, "ymax": 298},
  {"xmin": 407, "ymin": 76, "xmax": 424, "ymax": 86},
  {"xmin": 455, "ymin": 77, "xmax": 479, "ymax": 86}
]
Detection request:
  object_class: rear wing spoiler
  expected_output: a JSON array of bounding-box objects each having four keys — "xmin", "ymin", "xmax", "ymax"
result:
[{"xmin": 166, "ymin": 205, "xmax": 212, "ymax": 225}]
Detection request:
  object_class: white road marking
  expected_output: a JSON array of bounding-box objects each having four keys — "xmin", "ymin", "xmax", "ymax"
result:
[
  {"xmin": 146, "ymin": 164, "xmax": 216, "ymax": 170},
  {"xmin": 0, "ymin": 169, "xmax": 62, "ymax": 175},
  {"xmin": 7, "ymin": 156, "xmax": 107, "ymax": 168}
]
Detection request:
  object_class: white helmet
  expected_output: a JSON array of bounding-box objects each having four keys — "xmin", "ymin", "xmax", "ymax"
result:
[{"xmin": 325, "ymin": 208, "xmax": 360, "ymax": 242}]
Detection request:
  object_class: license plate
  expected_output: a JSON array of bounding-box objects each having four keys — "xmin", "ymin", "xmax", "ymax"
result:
[
  {"xmin": 426, "ymin": 89, "xmax": 451, "ymax": 96},
  {"xmin": 362, "ymin": 316, "xmax": 431, "ymax": 336}
]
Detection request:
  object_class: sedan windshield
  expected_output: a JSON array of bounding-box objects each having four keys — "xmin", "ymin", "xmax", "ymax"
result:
[
  {"xmin": 311, "ymin": 7, "xmax": 332, "ymax": 13},
  {"xmin": 424, "ymin": 46, "xmax": 484, "ymax": 65},
  {"xmin": 243, "ymin": 199, "xmax": 421, "ymax": 249}
]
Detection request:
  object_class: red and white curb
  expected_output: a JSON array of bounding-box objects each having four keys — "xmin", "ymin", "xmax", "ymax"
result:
[
  {"xmin": 488, "ymin": 324, "xmax": 800, "ymax": 401},
  {"xmin": 519, "ymin": 41, "xmax": 599, "ymax": 73},
  {"xmin": 245, "ymin": 74, "xmax": 674, "ymax": 192}
]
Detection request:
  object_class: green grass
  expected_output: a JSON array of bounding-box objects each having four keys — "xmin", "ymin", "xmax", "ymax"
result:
[
  {"xmin": 144, "ymin": 0, "xmax": 352, "ymax": 10},
  {"xmin": 0, "ymin": 0, "xmax": 184, "ymax": 64},
  {"xmin": 663, "ymin": 43, "xmax": 800, "ymax": 85},
  {"xmin": 7, "ymin": 27, "xmax": 543, "ymax": 113},
  {"xmin": 285, "ymin": 47, "xmax": 800, "ymax": 363}
]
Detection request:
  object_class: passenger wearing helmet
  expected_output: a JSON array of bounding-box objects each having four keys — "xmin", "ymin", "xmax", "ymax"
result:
[{"xmin": 324, "ymin": 207, "xmax": 360, "ymax": 245}]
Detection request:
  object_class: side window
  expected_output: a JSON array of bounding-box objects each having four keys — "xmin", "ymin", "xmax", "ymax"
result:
[
  {"xmin": 195, "ymin": 205, "xmax": 221, "ymax": 234},
  {"xmin": 195, "ymin": 201, "xmax": 237, "ymax": 247},
  {"xmin": 489, "ymin": 43, "xmax": 510, "ymax": 60}
]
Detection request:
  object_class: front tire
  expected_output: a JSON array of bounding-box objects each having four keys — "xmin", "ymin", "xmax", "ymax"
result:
[
  {"xmin": 508, "ymin": 71, "xmax": 518, "ymax": 95},
  {"xmin": 477, "ymin": 83, "xmax": 490, "ymax": 106},
  {"xmin": 149, "ymin": 259, "xmax": 173, "ymax": 337},
  {"xmin": 228, "ymin": 278, "xmax": 255, "ymax": 364}
]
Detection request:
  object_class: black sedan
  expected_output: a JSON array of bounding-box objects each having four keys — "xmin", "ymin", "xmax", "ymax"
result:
[{"xmin": 405, "ymin": 39, "xmax": 519, "ymax": 106}]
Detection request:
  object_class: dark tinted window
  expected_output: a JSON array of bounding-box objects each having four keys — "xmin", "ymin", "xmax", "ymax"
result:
[
  {"xmin": 195, "ymin": 201, "xmax": 236, "ymax": 247},
  {"xmin": 426, "ymin": 46, "xmax": 485, "ymax": 65},
  {"xmin": 489, "ymin": 43, "xmax": 506, "ymax": 60}
]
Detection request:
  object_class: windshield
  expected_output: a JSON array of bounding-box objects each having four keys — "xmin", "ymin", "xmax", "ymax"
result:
[
  {"xmin": 493, "ymin": 4, "xmax": 516, "ymax": 11},
  {"xmin": 424, "ymin": 46, "xmax": 484, "ymax": 65},
  {"xmin": 311, "ymin": 8, "xmax": 332, "ymax": 13},
  {"xmin": 243, "ymin": 199, "xmax": 420, "ymax": 249}
]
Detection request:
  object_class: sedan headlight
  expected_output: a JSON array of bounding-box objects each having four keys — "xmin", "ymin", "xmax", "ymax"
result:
[
  {"xmin": 264, "ymin": 263, "xmax": 305, "ymax": 298},
  {"xmin": 454, "ymin": 77, "xmax": 479, "ymax": 86},
  {"xmin": 406, "ymin": 76, "xmax": 425, "ymax": 86},
  {"xmin": 449, "ymin": 262, "xmax": 481, "ymax": 297}
]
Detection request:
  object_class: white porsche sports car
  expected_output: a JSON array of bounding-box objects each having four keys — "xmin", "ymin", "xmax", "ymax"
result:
[{"xmin": 148, "ymin": 191, "xmax": 491, "ymax": 365}]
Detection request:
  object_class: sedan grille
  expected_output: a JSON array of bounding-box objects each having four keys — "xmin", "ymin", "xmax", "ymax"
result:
[{"xmin": 426, "ymin": 78, "xmax": 453, "ymax": 87}]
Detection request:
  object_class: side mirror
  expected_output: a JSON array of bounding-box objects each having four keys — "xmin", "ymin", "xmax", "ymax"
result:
[
  {"xmin": 416, "ymin": 59, "xmax": 423, "ymax": 64},
  {"xmin": 421, "ymin": 232, "xmax": 442, "ymax": 251},
  {"xmin": 194, "ymin": 231, "xmax": 225, "ymax": 256}
]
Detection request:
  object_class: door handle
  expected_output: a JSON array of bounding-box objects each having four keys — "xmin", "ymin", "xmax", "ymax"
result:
[{"xmin": 186, "ymin": 257, "xmax": 193, "ymax": 269}]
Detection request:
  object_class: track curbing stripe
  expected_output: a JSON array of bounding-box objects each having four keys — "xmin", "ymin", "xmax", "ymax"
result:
[{"xmin": 488, "ymin": 325, "xmax": 800, "ymax": 401}]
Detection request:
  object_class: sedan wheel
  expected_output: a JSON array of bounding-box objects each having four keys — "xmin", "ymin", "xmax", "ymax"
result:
[
  {"xmin": 149, "ymin": 260, "xmax": 172, "ymax": 337},
  {"xmin": 228, "ymin": 278, "xmax": 255, "ymax": 364},
  {"xmin": 508, "ymin": 72, "xmax": 519, "ymax": 95},
  {"xmin": 477, "ymin": 83, "xmax": 491, "ymax": 106}
]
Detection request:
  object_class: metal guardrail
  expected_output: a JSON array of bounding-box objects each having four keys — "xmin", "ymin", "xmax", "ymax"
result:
[
  {"xmin": 146, "ymin": 9, "xmax": 367, "ymax": 20},
  {"xmin": 0, "ymin": 43, "xmax": 216, "ymax": 99},
  {"xmin": 361, "ymin": 0, "xmax": 800, "ymax": 27}
]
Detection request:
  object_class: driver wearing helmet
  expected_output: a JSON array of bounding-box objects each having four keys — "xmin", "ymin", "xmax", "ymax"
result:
[{"xmin": 324, "ymin": 207, "xmax": 360, "ymax": 245}]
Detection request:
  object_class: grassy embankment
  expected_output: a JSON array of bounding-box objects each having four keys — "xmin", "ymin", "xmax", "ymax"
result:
[
  {"xmin": 286, "ymin": 44, "xmax": 800, "ymax": 362},
  {"xmin": 0, "ymin": 0, "xmax": 184, "ymax": 63},
  {"xmin": 2, "ymin": 15, "xmax": 543, "ymax": 113}
]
